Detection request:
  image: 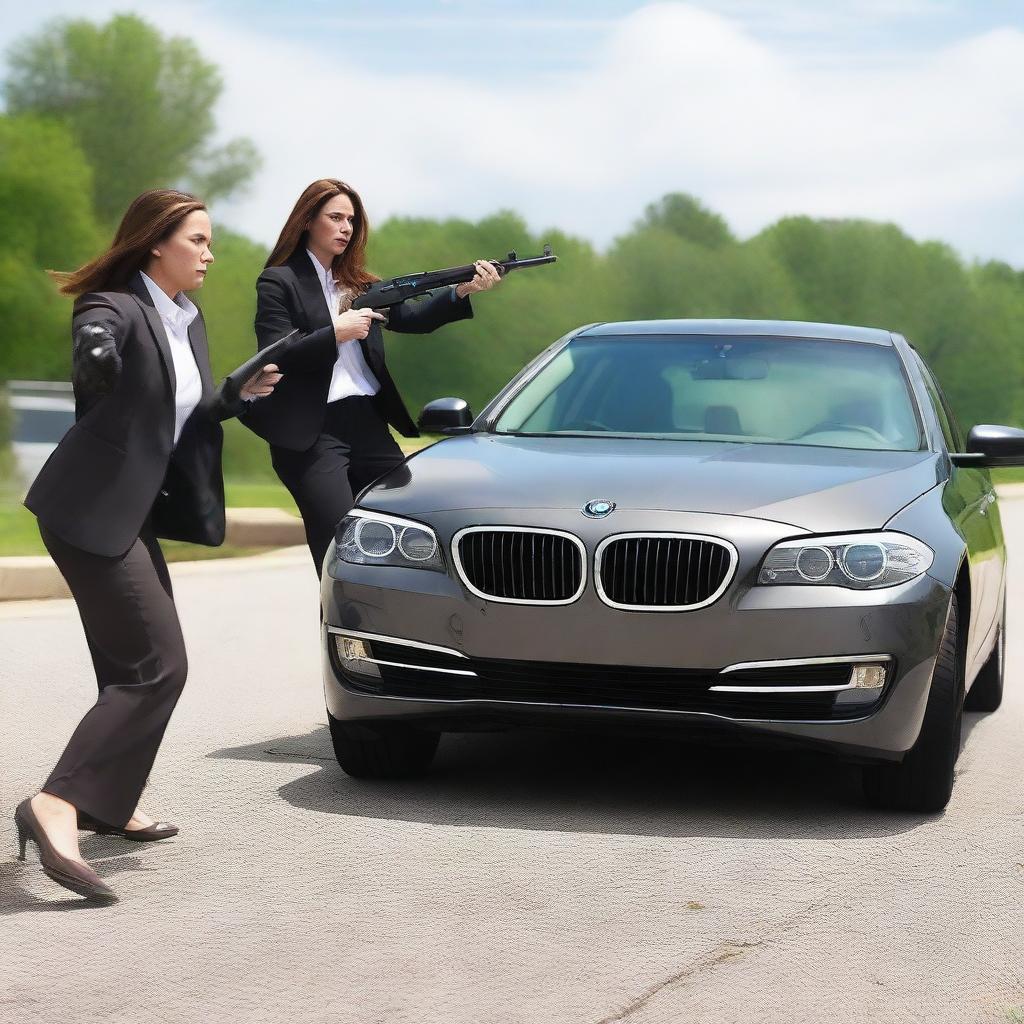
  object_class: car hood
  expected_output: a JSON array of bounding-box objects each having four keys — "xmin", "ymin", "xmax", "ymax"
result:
[{"xmin": 364, "ymin": 435, "xmax": 943, "ymax": 533}]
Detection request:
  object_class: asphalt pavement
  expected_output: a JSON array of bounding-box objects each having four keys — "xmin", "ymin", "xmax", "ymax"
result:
[{"xmin": 1, "ymin": 509, "xmax": 1022, "ymax": 1023}]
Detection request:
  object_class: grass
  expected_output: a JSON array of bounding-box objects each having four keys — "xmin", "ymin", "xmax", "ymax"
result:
[
  {"xmin": 3, "ymin": 448, "xmax": 1019, "ymax": 560},
  {"xmin": 0, "ymin": 433, "xmax": 437, "ymax": 559},
  {"xmin": 991, "ymin": 467, "xmax": 1024, "ymax": 484},
  {"xmin": 2, "ymin": 452, "xmax": 1020, "ymax": 560},
  {"xmin": 162, "ymin": 542, "xmax": 274, "ymax": 562},
  {"xmin": 0, "ymin": 504, "xmax": 274, "ymax": 561},
  {"xmin": 0, "ymin": 504, "xmax": 44, "ymax": 557},
  {"xmin": 224, "ymin": 480, "xmax": 298, "ymax": 512},
  {"xmin": 0, "ymin": 479, "xmax": 297, "ymax": 559}
]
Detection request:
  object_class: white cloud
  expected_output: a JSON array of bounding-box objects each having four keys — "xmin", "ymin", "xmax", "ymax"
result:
[
  {"xmin": 212, "ymin": 2, "xmax": 1024, "ymax": 265},
  {"xmin": 3, "ymin": 2, "xmax": 1024, "ymax": 264}
]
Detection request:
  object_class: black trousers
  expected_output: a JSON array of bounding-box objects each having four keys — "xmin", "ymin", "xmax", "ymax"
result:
[
  {"xmin": 39, "ymin": 523, "xmax": 188, "ymax": 828},
  {"xmin": 271, "ymin": 395, "xmax": 405, "ymax": 573}
]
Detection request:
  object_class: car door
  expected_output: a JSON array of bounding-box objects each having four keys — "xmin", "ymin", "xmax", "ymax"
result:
[{"xmin": 914, "ymin": 356, "xmax": 1000, "ymax": 669}]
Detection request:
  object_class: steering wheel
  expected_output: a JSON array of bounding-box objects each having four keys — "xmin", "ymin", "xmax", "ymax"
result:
[
  {"xmin": 570, "ymin": 419, "xmax": 614, "ymax": 432},
  {"xmin": 794, "ymin": 423, "xmax": 889, "ymax": 444}
]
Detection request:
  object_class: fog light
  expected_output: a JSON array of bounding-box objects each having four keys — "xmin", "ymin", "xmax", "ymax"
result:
[
  {"xmin": 852, "ymin": 664, "xmax": 886, "ymax": 689},
  {"xmin": 333, "ymin": 635, "xmax": 379, "ymax": 678},
  {"xmin": 339, "ymin": 637, "xmax": 369, "ymax": 660}
]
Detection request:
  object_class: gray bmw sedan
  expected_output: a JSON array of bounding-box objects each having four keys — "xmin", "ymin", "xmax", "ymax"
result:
[{"xmin": 320, "ymin": 319, "xmax": 1023, "ymax": 811}]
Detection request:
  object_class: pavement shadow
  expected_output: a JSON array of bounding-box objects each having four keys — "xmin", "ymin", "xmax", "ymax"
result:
[
  {"xmin": 962, "ymin": 710, "xmax": 986, "ymax": 747},
  {"xmin": 0, "ymin": 837, "xmax": 159, "ymax": 915},
  {"xmin": 208, "ymin": 714, "xmax": 989, "ymax": 839}
]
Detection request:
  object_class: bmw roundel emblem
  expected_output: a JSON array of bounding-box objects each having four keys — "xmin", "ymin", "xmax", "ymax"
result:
[{"xmin": 582, "ymin": 499, "xmax": 616, "ymax": 518}]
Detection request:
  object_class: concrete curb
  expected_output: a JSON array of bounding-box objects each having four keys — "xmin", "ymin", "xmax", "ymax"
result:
[
  {"xmin": 0, "ymin": 557, "xmax": 72, "ymax": 601},
  {"xmin": 224, "ymin": 506, "xmax": 305, "ymax": 547},
  {"xmin": 0, "ymin": 508, "xmax": 307, "ymax": 602},
  {"xmin": 0, "ymin": 546, "xmax": 311, "ymax": 617}
]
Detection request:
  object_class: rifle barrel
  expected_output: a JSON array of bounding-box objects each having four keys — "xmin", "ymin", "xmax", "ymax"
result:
[{"xmin": 353, "ymin": 248, "xmax": 556, "ymax": 309}]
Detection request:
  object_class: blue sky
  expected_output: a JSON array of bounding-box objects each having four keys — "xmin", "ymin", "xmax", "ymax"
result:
[
  {"xmin": 3, "ymin": 2, "xmax": 1024, "ymax": 264},
  {"xmin": 196, "ymin": 0, "xmax": 1024, "ymax": 72}
]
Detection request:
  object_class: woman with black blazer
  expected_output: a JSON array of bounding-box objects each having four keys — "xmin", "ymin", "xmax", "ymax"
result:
[
  {"xmin": 16, "ymin": 189, "xmax": 281, "ymax": 902},
  {"xmin": 241, "ymin": 178, "xmax": 501, "ymax": 573}
]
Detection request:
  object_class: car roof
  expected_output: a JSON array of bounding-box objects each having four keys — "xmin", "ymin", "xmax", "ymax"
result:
[{"xmin": 576, "ymin": 319, "xmax": 895, "ymax": 346}]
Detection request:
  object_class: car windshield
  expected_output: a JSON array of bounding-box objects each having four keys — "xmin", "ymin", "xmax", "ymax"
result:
[{"xmin": 493, "ymin": 335, "xmax": 923, "ymax": 451}]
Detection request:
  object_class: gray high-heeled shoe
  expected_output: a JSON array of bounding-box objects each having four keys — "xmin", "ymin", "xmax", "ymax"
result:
[
  {"xmin": 77, "ymin": 810, "xmax": 178, "ymax": 842},
  {"xmin": 15, "ymin": 799, "xmax": 117, "ymax": 903}
]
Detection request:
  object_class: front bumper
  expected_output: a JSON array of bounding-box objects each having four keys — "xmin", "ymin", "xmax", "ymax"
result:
[{"xmin": 320, "ymin": 508, "xmax": 952, "ymax": 763}]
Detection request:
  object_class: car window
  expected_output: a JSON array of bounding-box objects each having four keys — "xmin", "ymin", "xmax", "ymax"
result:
[
  {"xmin": 494, "ymin": 335, "xmax": 924, "ymax": 452},
  {"xmin": 912, "ymin": 354, "xmax": 963, "ymax": 451}
]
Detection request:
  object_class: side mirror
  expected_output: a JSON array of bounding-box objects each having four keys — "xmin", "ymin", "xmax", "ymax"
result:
[
  {"xmin": 417, "ymin": 397, "xmax": 474, "ymax": 435},
  {"xmin": 950, "ymin": 424, "xmax": 1024, "ymax": 467}
]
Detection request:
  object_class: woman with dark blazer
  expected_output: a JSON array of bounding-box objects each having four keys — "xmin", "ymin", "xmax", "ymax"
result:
[
  {"xmin": 241, "ymin": 178, "xmax": 501, "ymax": 573},
  {"xmin": 16, "ymin": 189, "xmax": 281, "ymax": 902}
]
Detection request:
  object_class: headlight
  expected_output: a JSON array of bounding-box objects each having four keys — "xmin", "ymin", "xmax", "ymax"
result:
[
  {"xmin": 336, "ymin": 511, "xmax": 446, "ymax": 572},
  {"xmin": 759, "ymin": 532, "xmax": 933, "ymax": 590}
]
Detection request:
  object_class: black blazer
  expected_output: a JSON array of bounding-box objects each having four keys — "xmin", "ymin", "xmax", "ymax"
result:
[
  {"xmin": 241, "ymin": 249, "xmax": 473, "ymax": 451},
  {"xmin": 25, "ymin": 273, "xmax": 246, "ymax": 557}
]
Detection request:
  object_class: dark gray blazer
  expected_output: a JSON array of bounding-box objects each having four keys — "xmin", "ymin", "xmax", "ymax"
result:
[
  {"xmin": 241, "ymin": 249, "xmax": 473, "ymax": 451},
  {"xmin": 25, "ymin": 273, "xmax": 246, "ymax": 557}
]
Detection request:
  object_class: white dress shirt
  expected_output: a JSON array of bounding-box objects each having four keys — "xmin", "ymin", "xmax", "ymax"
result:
[
  {"xmin": 140, "ymin": 272, "xmax": 203, "ymax": 447},
  {"xmin": 306, "ymin": 250, "xmax": 382, "ymax": 403}
]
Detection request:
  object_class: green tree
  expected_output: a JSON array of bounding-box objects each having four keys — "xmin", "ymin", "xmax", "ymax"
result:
[
  {"xmin": 198, "ymin": 228, "xmax": 276, "ymax": 480},
  {"xmin": 0, "ymin": 114, "xmax": 101, "ymax": 380},
  {"xmin": 608, "ymin": 226, "xmax": 802, "ymax": 322},
  {"xmin": 637, "ymin": 193, "xmax": 735, "ymax": 249},
  {"xmin": 0, "ymin": 386, "xmax": 16, "ymax": 490},
  {"xmin": 959, "ymin": 261, "xmax": 1024, "ymax": 427},
  {"xmin": 372, "ymin": 211, "xmax": 608, "ymax": 417},
  {"xmin": 4, "ymin": 13, "xmax": 260, "ymax": 223},
  {"xmin": 750, "ymin": 216, "xmax": 1021, "ymax": 428}
]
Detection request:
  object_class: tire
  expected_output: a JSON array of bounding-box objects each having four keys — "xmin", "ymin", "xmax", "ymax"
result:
[
  {"xmin": 863, "ymin": 594, "xmax": 964, "ymax": 813},
  {"xmin": 964, "ymin": 600, "xmax": 1004, "ymax": 713},
  {"xmin": 327, "ymin": 714, "xmax": 440, "ymax": 779}
]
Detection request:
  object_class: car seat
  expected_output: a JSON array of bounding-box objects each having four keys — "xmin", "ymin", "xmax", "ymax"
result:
[
  {"xmin": 704, "ymin": 404, "xmax": 743, "ymax": 435},
  {"xmin": 600, "ymin": 375, "xmax": 676, "ymax": 433}
]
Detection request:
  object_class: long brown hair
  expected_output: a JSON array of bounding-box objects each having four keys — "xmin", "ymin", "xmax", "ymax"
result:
[
  {"xmin": 265, "ymin": 178, "xmax": 378, "ymax": 292},
  {"xmin": 50, "ymin": 189, "xmax": 207, "ymax": 297}
]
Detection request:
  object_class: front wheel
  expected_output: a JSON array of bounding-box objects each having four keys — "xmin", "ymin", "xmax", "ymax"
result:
[
  {"xmin": 863, "ymin": 594, "xmax": 964, "ymax": 813},
  {"xmin": 328, "ymin": 714, "xmax": 440, "ymax": 779}
]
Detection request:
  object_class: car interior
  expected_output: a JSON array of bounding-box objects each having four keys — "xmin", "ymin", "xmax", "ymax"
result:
[{"xmin": 497, "ymin": 336, "xmax": 923, "ymax": 451}]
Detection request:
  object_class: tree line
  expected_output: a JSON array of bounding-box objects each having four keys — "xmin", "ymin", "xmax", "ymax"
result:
[{"xmin": 3, "ymin": 15, "xmax": 1023, "ymax": 480}]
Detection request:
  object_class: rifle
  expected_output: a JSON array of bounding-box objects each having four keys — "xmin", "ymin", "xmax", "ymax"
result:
[{"xmin": 351, "ymin": 245, "xmax": 557, "ymax": 311}]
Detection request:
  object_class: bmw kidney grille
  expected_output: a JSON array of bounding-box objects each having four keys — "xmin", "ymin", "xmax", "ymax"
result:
[
  {"xmin": 596, "ymin": 534, "xmax": 736, "ymax": 610},
  {"xmin": 453, "ymin": 527, "xmax": 585, "ymax": 604}
]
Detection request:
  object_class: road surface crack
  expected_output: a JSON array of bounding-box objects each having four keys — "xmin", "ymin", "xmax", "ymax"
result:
[
  {"xmin": 593, "ymin": 941, "xmax": 761, "ymax": 1023},
  {"xmin": 263, "ymin": 748, "xmax": 334, "ymax": 760},
  {"xmin": 593, "ymin": 897, "xmax": 832, "ymax": 1023}
]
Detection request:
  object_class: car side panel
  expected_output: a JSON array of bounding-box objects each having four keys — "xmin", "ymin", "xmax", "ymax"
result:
[
  {"xmin": 891, "ymin": 334, "xmax": 1004, "ymax": 678},
  {"xmin": 885, "ymin": 478, "xmax": 1002, "ymax": 683}
]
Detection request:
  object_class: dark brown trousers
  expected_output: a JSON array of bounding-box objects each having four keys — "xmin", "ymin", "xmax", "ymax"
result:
[{"xmin": 39, "ymin": 522, "xmax": 188, "ymax": 827}]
